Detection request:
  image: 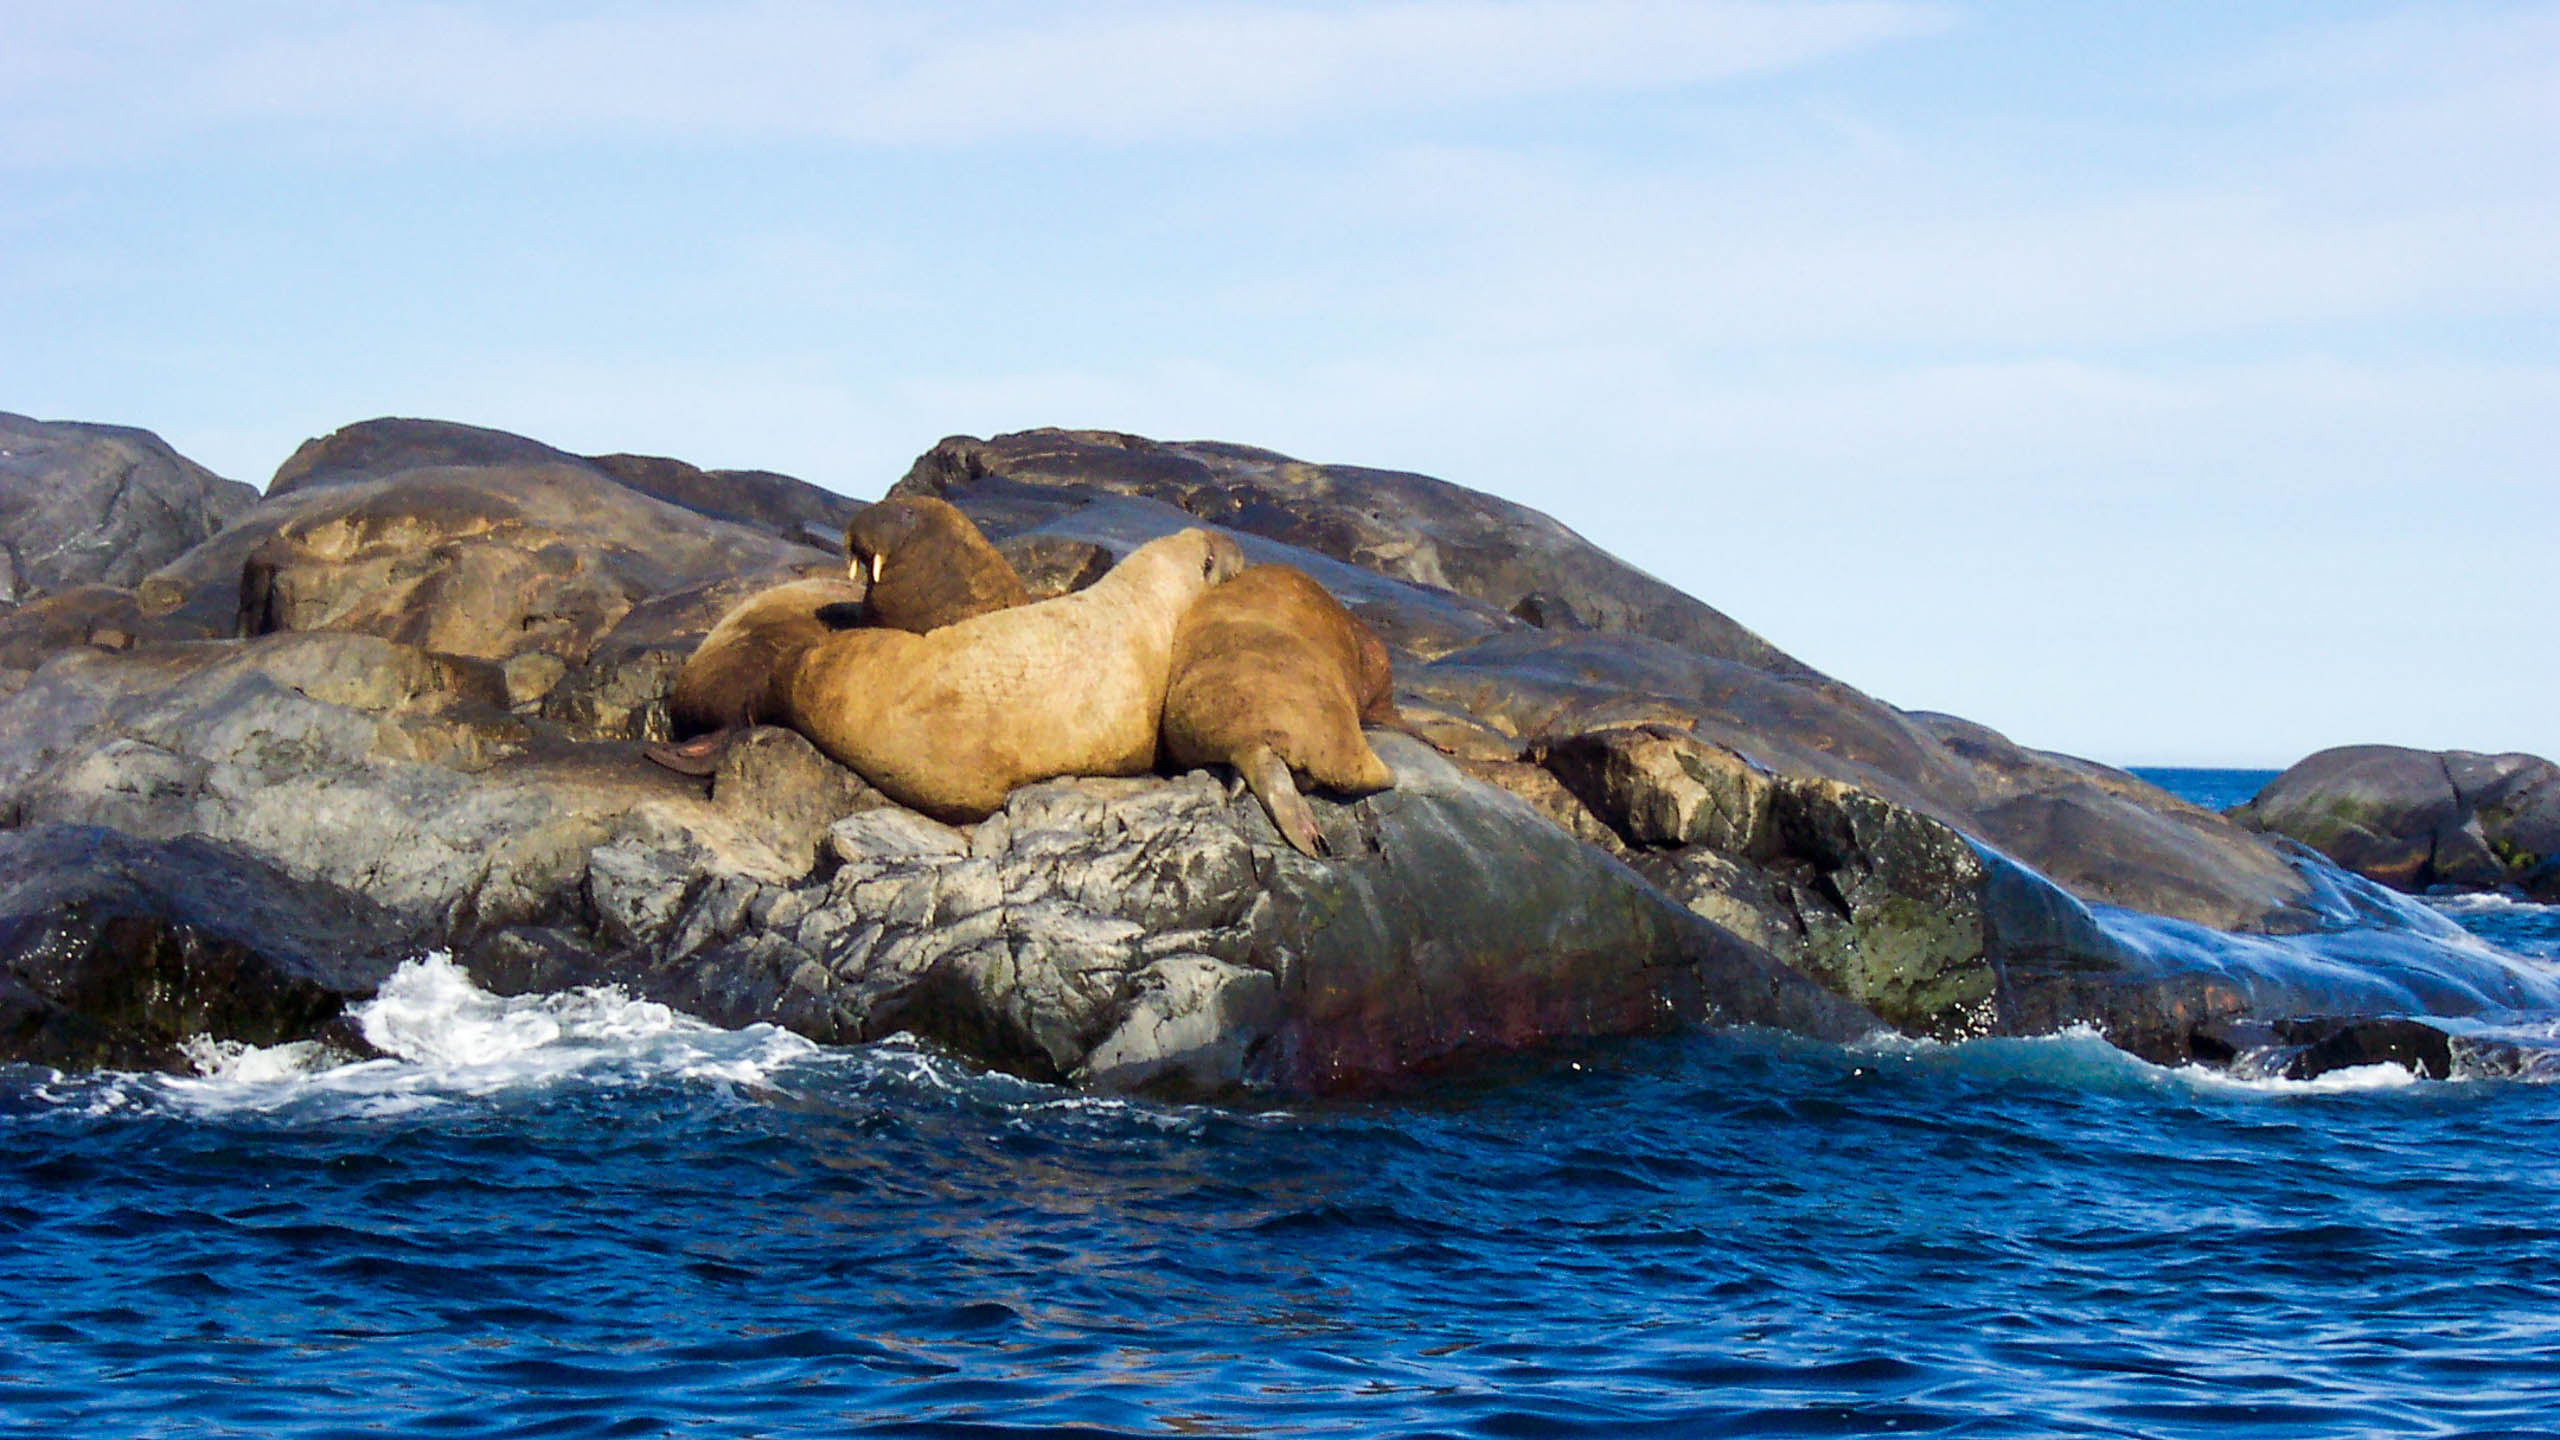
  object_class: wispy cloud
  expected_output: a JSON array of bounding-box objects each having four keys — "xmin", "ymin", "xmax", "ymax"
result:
[{"xmin": 0, "ymin": 0, "xmax": 1949, "ymax": 163}]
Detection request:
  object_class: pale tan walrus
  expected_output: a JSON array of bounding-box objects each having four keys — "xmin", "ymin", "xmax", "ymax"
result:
[
  {"xmin": 1161, "ymin": 563, "xmax": 1399, "ymax": 858},
  {"xmin": 649, "ymin": 498, "xmax": 1028, "ymax": 774},
  {"xmin": 781, "ymin": 528, "xmax": 1246, "ymax": 821}
]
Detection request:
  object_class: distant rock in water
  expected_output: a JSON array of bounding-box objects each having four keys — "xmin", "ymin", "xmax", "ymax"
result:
[
  {"xmin": 1, "ymin": 411, "xmax": 2552, "ymax": 1093},
  {"xmin": 2233, "ymin": 745, "xmax": 2560, "ymax": 902}
]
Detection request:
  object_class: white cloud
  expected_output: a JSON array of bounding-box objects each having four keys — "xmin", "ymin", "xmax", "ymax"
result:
[{"xmin": 0, "ymin": 0, "xmax": 1949, "ymax": 163}]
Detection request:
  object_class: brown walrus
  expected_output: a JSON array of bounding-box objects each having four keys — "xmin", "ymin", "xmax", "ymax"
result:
[
  {"xmin": 663, "ymin": 577, "xmax": 869, "ymax": 746},
  {"xmin": 781, "ymin": 528, "xmax": 1246, "ymax": 821},
  {"xmin": 648, "ymin": 498, "xmax": 1027, "ymax": 774},
  {"xmin": 842, "ymin": 495, "xmax": 1029, "ymax": 632},
  {"xmin": 1161, "ymin": 563, "xmax": 1399, "ymax": 858}
]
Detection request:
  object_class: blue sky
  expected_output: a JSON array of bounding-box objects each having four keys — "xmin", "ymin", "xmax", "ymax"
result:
[{"xmin": 4, "ymin": 1, "xmax": 2553, "ymax": 766}]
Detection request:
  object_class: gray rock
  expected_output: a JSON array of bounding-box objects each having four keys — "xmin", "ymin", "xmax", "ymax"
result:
[
  {"xmin": 582, "ymin": 736, "xmax": 1872, "ymax": 1095},
  {"xmin": 2234, "ymin": 745, "xmax": 2560, "ymax": 899},
  {"xmin": 0, "ymin": 631, "xmax": 825, "ymax": 942},
  {"xmin": 0, "ymin": 412, "xmax": 257, "ymax": 605},
  {"xmin": 0, "ymin": 824, "xmax": 410, "ymax": 1071},
  {"xmin": 897, "ymin": 428, "xmax": 1811, "ymax": 675}
]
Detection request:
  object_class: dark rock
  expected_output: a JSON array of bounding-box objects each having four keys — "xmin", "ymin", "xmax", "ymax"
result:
[
  {"xmin": 267, "ymin": 416, "xmax": 582, "ymax": 497},
  {"xmin": 995, "ymin": 533, "xmax": 1116, "ymax": 599},
  {"xmin": 586, "ymin": 452, "xmax": 861, "ymax": 552},
  {"xmin": 0, "ymin": 825, "xmax": 411, "ymax": 1071},
  {"xmin": 0, "ymin": 412, "xmax": 257, "ymax": 605},
  {"xmin": 569, "ymin": 737, "xmax": 1873, "ymax": 1097},
  {"xmin": 895, "ymin": 429, "xmax": 1798, "ymax": 670},
  {"xmin": 2234, "ymin": 745, "xmax": 2560, "ymax": 896},
  {"xmin": 2273, "ymin": 1017, "xmax": 2454, "ymax": 1081}
]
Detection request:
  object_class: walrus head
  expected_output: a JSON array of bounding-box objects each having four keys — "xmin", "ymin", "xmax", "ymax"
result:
[
  {"xmin": 1193, "ymin": 530, "xmax": 1247, "ymax": 587},
  {"xmin": 841, "ymin": 495, "xmax": 1030, "ymax": 633}
]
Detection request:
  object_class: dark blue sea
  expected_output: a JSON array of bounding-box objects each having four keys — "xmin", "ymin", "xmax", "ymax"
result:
[{"xmin": 9, "ymin": 772, "xmax": 2560, "ymax": 1439}]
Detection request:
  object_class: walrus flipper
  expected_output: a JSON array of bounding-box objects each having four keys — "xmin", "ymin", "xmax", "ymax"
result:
[
  {"xmin": 643, "ymin": 730, "xmax": 739, "ymax": 777},
  {"xmin": 1238, "ymin": 743, "xmax": 1329, "ymax": 859}
]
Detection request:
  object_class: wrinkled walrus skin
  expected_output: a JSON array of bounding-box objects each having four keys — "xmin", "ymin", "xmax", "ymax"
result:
[
  {"xmin": 783, "ymin": 529, "xmax": 1247, "ymax": 822},
  {"xmin": 1161, "ymin": 563, "xmax": 1398, "ymax": 858},
  {"xmin": 842, "ymin": 495, "xmax": 1029, "ymax": 634}
]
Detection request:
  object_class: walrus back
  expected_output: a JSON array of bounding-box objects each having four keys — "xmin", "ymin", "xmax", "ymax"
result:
[
  {"xmin": 1163, "ymin": 564, "xmax": 1396, "ymax": 800},
  {"xmin": 782, "ymin": 529, "xmax": 1241, "ymax": 822},
  {"xmin": 669, "ymin": 576, "xmax": 866, "ymax": 737}
]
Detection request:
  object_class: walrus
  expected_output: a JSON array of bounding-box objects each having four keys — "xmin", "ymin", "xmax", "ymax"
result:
[
  {"xmin": 842, "ymin": 495, "xmax": 1029, "ymax": 632},
  {"xmin": 662, "ymin": 577, "xmax": 869, "ymax": 748},
  {"xmin": 648, "ymin": 499, "xmax": 1029, "ymax": 774},
  {"xmin": 1161, "ymin": 563, "xmax": 1399, "ymax": 858},
  {"xmin": 782, "ymin": 528, "xmax": 1246, "ymax": 821}
]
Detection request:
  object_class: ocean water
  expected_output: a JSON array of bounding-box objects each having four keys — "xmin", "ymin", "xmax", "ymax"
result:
[{"xmin": 7, "ymin": 774, "xmax": 2560, "ymax": 1438}]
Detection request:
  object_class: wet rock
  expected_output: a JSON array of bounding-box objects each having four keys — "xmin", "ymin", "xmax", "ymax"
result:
[
  {"xmin": 0, "ymin": 825, "xmax": 410, "ymax": 1071},
  {"xmin": 2233, "ymin": 745, "xmax": 2560, "ymax": 899},
  {"xmin": 0, "ymin": 412, "xmax": 258, "ymax": 605}
]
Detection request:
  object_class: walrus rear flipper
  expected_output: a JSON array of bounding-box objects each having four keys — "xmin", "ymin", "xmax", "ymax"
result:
[
  {"xmin": 1238, "ymin": 744, "xmax": 1329, "ymax": 859},
  {"xmin": 643, "ymin": 730, "xmax": 739, "ymax": 777}
]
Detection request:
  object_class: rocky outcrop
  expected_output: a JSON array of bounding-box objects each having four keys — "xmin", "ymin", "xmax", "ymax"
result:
[
  {"xmin": 271, "ymin": 417, "xmax": 861, "ymax": 547},
  {"xmin": 506, "ymin": 733, "xmax": 1868, "ymax": 1095},
  {"xmin": 0, "ymin": 623, "xmax": 1866, "ymax": 1092},
  {"xmin": 2, "ymin": 411, "xmax": 2551, "ymax": 1093},
  {"xmin": 894, "ymin": 428, "xmax": 1808, "ymax": 674},
  {"xmin": 2234, "ymin": 746, "xmax": 2560, "ymax": 900},
  {"xmin": 889, "ymin": 452, "xmax": 2316, "ymax": 936},
  {"xmin": 0, "ymin": 412, "xmax": 258, "ymax": 605}
]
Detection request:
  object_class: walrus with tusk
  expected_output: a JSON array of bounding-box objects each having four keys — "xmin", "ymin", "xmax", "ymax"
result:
[
  {"xmin": 646, "ymin": 496, "xmax": 1028, "ymax": 775},
  {"xmin": 780, "ymin": 528, "xmax": 1246, "ymax": 821}
]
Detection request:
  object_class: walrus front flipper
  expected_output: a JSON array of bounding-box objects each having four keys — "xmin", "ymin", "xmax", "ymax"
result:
[
  {"xmin": 1238, "ymin": 744, "xmax": 1329, "ymax": 859},
  {"xmin": 643, "ymin": 730, "xmax": 739, "ymax": 777}
]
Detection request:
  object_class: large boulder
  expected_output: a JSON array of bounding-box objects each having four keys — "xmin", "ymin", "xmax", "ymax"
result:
[
  {"xmin": 894, "ymin": 428, "xmax": 1801, "ymax": 671},
  {"xmin": 0, "ymin": 824, "xmax": 409, "ymax": 1071},
  {"xmin": 886, "ymin": 443, "xmax": 2316, "ymax": 934},
  {"xmin": 271, "ymin": 416, "xmax": 860, "ymax": 547},
  {"xmin": 2233, "ymin": 746, "xmax": 2560, "ymax": 900},
  {"xmin": 0, "ymin": 631, "xmax": 830, "ymax": 941},
  {"xmin": 0, "ymin": 412, "xmax": 258, "ymax": 605},
  {"xmin": 488, "ymin": 733, "xmax": 1871, "ymax": 1096}
]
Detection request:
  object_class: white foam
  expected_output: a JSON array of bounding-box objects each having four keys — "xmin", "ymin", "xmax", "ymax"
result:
[
  {"xmin": 1837, "ymin": 1023, "xmax": 2477, "ymax": 1097},
  {"xmin": 2175, "ymin": 1059, "xmax": 2427, "ymax": 1095},
  {"xmin": 116, "ymin": 954, "xmax": 825, "ymax": 1119},
  {"xmin": 2426, "ymin": 892, "xmax": 2560, "ymax": 918}
]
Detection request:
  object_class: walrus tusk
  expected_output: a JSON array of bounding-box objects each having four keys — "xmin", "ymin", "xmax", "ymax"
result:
[{"xmin": 871, "ymin": 551, "xmax": 885, "ymax": 586}]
